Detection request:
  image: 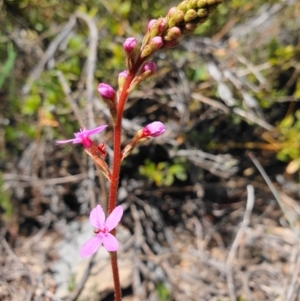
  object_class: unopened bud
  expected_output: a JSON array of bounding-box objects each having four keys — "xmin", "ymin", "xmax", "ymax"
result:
[
  {"xmin": 148, "ymin": 19, "xmax": 157, "ymax": 31},
  {"xmin": 142, "ymin": 121, "xmax": 165, "ymax": 137},
  {"xmin": 167, "ymin": 7, "xmax": 177, "ymax": 18},
  {"xmin": 178, "ymin": 1, "xmax": 188, "ymax": 12},
  {"xmin": 187, "ymin": 0, "xmax": 198, "ymax": 10},
  {"xmin": 164, "ymin": 27, "xmax": 181, "ymax": 41},
  {"xmin": 184, "ymin": 22, "xmax": 198, "ymax": 32},
  {"xmin": 141, "ymin": 37, "xmax": 163, "ymax": 58},
  {"xmin": 197, "ymin": 8, "xmax": 208, "ymax": 18},
  {"xmin": 184, "ymin": 9, "xmax": 197, "ymax": 22},
  {"xmin": 168, "ymin": 9, "xmax": 185, "ymax": 27},
  {"xmin": 141, "ymin": 62, "xmax": 157, "ymax": 74},
  {"xmin": 123, "ymin": 37, "xmax": 137, "ymax": 54},
  {"xmin": 148, "ymin": 18, "xmax": 168, "ymax": 38},
  {"xmin": 150, "ymin": 36, "xmax": 163, "ymax": 49},
  {"xmin": 197, "ymin": 0, "xmax": 207, "ymax": 8},
  {"xmin": 98, "ymin": 83, "xmax": 117, "ymax": 124},
  {"xmin": 118, "ymin": 70, "xmax": 128, "ymax": 90},
  {"xmin": 163, "ymin": 39, "xmax": 179, "ymax": 48},
  {"xmin": 98, "ymin": 83, "xmax": 116, "ymax": 101}
]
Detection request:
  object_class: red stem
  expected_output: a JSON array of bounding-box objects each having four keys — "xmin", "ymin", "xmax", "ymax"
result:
[{"xmin": 108, "ymin": 56, "xmax": 146, "ymax": 301}]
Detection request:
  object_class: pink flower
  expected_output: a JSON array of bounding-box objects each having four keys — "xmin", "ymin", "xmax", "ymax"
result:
[
  {"xmin": 56, "ymin": 125, "xmax": 107, "ymax": 148},
  {"xmin": 98, "ymin": 83, "xmax": 116, "ymax": 101},
  {"xmin": 80, "ymin": 205, "xmax": 123, "ymax": 257},
  {"xmin": 143, "ymin": 121, "xmax": 165, "ymax": 137}
]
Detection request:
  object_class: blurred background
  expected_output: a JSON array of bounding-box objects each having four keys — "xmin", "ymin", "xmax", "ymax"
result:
[{"xmin": 0, "ymin": 0, "xmax": 300, "ymax": 300}]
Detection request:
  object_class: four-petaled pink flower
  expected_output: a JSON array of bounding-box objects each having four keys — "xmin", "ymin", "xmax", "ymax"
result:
[
  {"xmin": 56, "ymin": 125, "xmax": 107, "ymax": 149},
  {"xmin": 80, "ymin": 204, "xmax": 123, "ymax": 257},
  {"xmin": 143, "ymin": 121, "xmax": 165, "ymax": 137}
]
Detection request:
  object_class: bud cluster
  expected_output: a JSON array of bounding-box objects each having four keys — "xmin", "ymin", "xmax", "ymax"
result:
[
  {"xmin": 166, "ymin": 0, "xmax": 223, "ymax": 35},
  {"xmin": 140, "ymin": 0, "xmax": 222, "ymax": 56}
]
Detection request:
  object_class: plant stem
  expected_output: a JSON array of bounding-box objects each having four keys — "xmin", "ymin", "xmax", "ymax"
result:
[
  {"xmin": 108, "ymin": 56, "xmax": 146, "ymax": 301},
  {"xmin": 110, "ymin": 250, "xmax": 122, "ymax": 301},
  {"xmin": 108, "ymin": 56, "xmax": 146, "ymax": 214}
]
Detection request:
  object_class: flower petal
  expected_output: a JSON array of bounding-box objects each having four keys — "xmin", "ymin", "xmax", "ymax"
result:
[
  {"xmin": 89, "ymin": 205, "xmax": 105, "ymax": 229},
  {"xmin": 105, "ymin": 205, "xmax": 123, "ymax": 231},
  {"xmin": 102, "ymin": 233, "xmax": 119, "ymax": 251},
  {"xmin": 80, "ymin": 236, "xmax": 102, "ymax": 258},
  {"xmin": 81, "ymin": 125, "xmax": 108, "ymax": 137},
  {"xmin": 56, "ymin": 138, "xmax": 77, "ymax": 144}
]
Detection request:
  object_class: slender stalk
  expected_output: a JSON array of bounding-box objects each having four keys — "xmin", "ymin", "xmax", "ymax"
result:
[
  {"xmin": 108, "ymin": 56, "xmax": 146, "ymax": 301},
  {"xmin": 110, "ymin": 240, "xmax": 122, "ymax": 301},
  {"xmin": 108, "ymin": 56, "xmax": 145, "ymax": 214}
]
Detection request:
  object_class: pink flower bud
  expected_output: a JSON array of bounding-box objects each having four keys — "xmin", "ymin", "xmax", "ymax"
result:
[
  {"xmin": 157, "ymin": 17, "xmax": 167, "ymax": 33},
  {"xmin": 98, "ymin": 83, "xmax": 116, "ymax": 101},
  {"xmin": 141, "ymin": 62, "xmax": 157, "ymax": 74},
  {"xmin": 150, "ymin": 36, "xmax": 163, "ymax": 49},
  {"xmin": 168, "ymin": 7, "xmax": 177, "ymax": 18},
  {"xmin": 123, "ymin": 37, "xmax": 137, "ymax": 53},
  {"xmin": 163, "ymin": 39, "xmax": 179, "ymax": 48},
  {"xmin": 118, "ymin": 70, "xmax": 129, "ymax": 89},
  {"xmin": 118, "ymin": 70, "xmax": 128, "ymax": 80},
  {"xmin": 148, "ymin": 19, "xmax": 157, "ymax": 31},
  {"xmin": 164, "ymin": 27, "xmax": 181, "ymax": 41},
  {"xmin": 143, "ymin": 121, "xmax": 165, "ymax": 137}
]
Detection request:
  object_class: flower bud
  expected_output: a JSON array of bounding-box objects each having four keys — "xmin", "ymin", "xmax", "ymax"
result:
[
  {"xmin": 123, "ymin": 37, "xmax": 137, "ymax": 54},
  {"xmin": 142, "ymin": 121, "xmax": 165, "ymax": 137},
  {"xmin": 184, "ymin": 22, "xmax": 198, "ymax": 32},
  {"xmin": 164, "ymin": 27, "xmax": 181, "ymax": 41},
  {"xmin": 197, "ymin": 0, "xmax": 207, "ymax": 8},
  {"xmin": 197, "ymin": 8, "xmax": 208, "ymax": 18},
  {"xmin": 168, "ymin": 9, "xmax": 185, "ymax": 28},
  {"xmin": 140, "ymin": 37, "xmax": 163, "ymax": 58},
  {"xmin": 167, "ymin": 7, "xmax": 177, "ymax": 18},
  {"xmin": 141, "ymin": 62, "xmax": 157, "ymax": 74},
  {"xmin": 98, "ymin": 83, "xmax": 117, "ymax": 124},
  {"xmin": 184, "ymin": 9, "xmax": 197, "ymax": 22},
  {"xmin": 98, "ymin": 83, "xmax": 116, "ymax": 101},
  {"xmin": 150, "ymin": 36, "xmax": 163, "ymax": 49},
  {"xmin": 118, "ymin": 70, "xmax": 128, "ymax": 90},
  {"xmin": 163, "ymin": 39, "xmax": 179, "ymax": 48},
  {"xmin": 177, "ymin": 1, "xmax": 188, "ymax": 12},
  {"xmin": 156, "ymin": 17, "xmax": 168, "ymax": 33},
  {"xmin": 148, "ymin": 19, "xmax": 157, "ymax": 31},
  {"xmin": 187, "ymin": 0, "xmax": 198, "ymax": 10}
]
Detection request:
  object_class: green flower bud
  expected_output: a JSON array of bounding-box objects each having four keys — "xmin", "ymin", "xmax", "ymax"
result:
[
  {"xmin": 184, "ymin": 9, "xmax": 197, "ymax": 22},
  {"xmin": 168, "ymin": 9, "xmax": 185, "ymax": 27},
  {"xmin": 177, "ymin": 0, "xmax": 188, "ymax": 12},
  {"xmin": 197, "ymin": 0, "xmax": 207, "ymax": 8},
  {"xmin": 187, "ymin": 0, "xmax": 198, "ymax": 10},
  {"xmin": 197, "ymin": 8, "xmax": 208, "ymax": 17}
]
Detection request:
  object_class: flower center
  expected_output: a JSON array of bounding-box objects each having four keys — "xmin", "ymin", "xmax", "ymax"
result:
[
  {"xmin": 94, "ymin": 227, "xmax": 109, "ymax": 235},
  {"xmin": 81, "ymin": 135, "xmax": 92, "ymax": 148}
]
